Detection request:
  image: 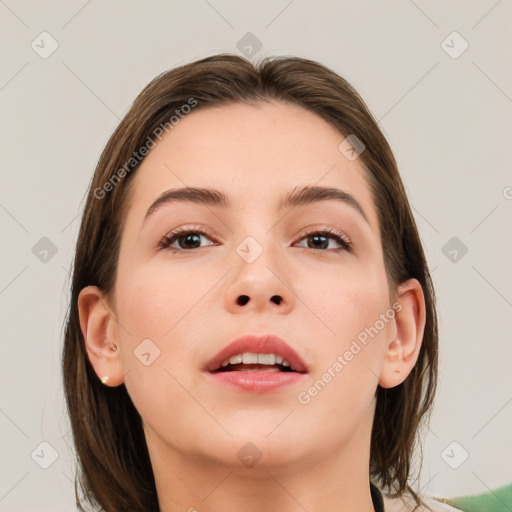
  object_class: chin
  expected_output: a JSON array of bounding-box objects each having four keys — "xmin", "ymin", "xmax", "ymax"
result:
[{"xmin": 204, "ymin": 429, "xmax": 313, "ymax": 469}]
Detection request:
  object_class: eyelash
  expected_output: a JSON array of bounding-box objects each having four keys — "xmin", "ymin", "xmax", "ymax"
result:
[{"xmin": 158, "ymin": 225, "xmax": 353, "ymax": 254}]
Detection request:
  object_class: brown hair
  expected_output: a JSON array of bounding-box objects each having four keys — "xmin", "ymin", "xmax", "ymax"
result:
[{"xmin": 62, "ymin": 53, "xmax": 438, "ymax": 511}]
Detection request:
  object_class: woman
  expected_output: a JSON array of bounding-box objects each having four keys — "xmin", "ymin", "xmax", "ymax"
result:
[{"xmin": 62, "ymin": 53, "xmax": 451, "ymax": 511}]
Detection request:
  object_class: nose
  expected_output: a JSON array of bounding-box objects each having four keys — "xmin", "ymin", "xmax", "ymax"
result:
[
  {"xmin": 236, "ymin": 293, "xmax": 284, "ymax": 306},
  {"xmin": 224, "ymin": 246, "xmax": 295, "ymax": 315}
]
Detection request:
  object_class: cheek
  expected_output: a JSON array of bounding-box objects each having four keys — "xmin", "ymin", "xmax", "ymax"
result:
[
  {"xmin": 113, "ymin": 257, "xmax": 223, "ymax": 389},
  {"xmin": 112, "ymin": 262, "xmax": 212, "ymax": 428},
  {"xmin": 297, "ymin": 256, "xmax": 390, "ymax": 347},
  {"xmin": 295, "ymin": 259, "xmax": 391, "ymax": 401},
  {"xmin": 115, "ymin": 259, "xmax": 211, "ymax": 341}
]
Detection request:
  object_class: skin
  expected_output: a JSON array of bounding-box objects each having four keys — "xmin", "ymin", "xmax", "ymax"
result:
[{"xmin": 78, "ymin": 100, "xmax": 426, "ymax": 512}]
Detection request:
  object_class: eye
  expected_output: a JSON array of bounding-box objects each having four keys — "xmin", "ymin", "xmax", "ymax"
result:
[
  {"xmin": 158, "ymin": 225, "xmax": 352, "ymax": 253},
  {"xmin": 158, "ymin": 226, "xmax": 218, "ymax": 251},
  {"xmin": 294, "ymin": 227, "xmax": 353, "ymax": 253}
]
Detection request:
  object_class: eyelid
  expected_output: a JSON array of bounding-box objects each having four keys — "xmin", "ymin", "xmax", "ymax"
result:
[
  {"xmin": 157, "ymin": 224, "xmax": 353, "ymax": 252},
  {"xmin": 158, "ymin": 224, "xmax": 221, "ymax": 250},
  {"xmin": 294, "ymin": 225, "xmax": 352, "ymax": 248}
]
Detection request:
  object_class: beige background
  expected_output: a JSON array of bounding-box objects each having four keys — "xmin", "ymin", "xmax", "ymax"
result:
[{"xmin": 1, "ymin": 1, "xmax": 511, "ymax": 510}]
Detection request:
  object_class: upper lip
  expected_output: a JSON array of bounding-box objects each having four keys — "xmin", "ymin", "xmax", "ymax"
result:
[{"xmin": 204, "ymin": 333, "xmax": 308, "ymax": 373}]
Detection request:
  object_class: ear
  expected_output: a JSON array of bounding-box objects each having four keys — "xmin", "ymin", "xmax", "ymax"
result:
[
  {"xmin": 379, "ymin": 278, "xmax": 426, "ymax": 388},
  {"xmin": 77, "ymin": 285, "xmax": 125, "ymax": 387}
]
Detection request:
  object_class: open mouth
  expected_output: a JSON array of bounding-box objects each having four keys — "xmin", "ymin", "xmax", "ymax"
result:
[
  {"xmin": 209, "ymin": 352, "xmax": 305, "ymax": 374},
  {"xmin": 211, "ymin": 362, "xmax": 297, "ymax": 373},
  {"xmin": 206, "ymin": 349, "xmax": 307, "ymax": 392}
]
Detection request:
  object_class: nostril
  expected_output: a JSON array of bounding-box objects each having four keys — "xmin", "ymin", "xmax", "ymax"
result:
[
  {"xmin": 237, "ymin": 295, "xmax": 250, "ymax": 306},
  {"xmin": 271, "ymin": 295, "xmax": 283, "ymax": 305}
]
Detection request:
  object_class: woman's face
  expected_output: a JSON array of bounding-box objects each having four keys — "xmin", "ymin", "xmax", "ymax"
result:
[{"xmin": 109, "ymin": 101, "xmax": 397, "ymax": 469}]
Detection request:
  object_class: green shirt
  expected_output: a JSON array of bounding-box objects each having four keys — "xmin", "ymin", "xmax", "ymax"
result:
[{"xmin": 373, "ymin": 482, "xmax": 512, "ymax": 512}]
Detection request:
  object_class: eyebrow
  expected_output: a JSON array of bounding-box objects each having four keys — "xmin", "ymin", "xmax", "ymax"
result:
[{"xmin": 143, "ymin": 185, "xmax": 370, "ymax": 225}]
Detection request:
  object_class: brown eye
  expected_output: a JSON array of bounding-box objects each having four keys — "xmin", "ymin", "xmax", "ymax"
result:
[
  {"xmin": 295, "ymin": 228, "xmax": 352, "ymax": 253},
  {"xmin": 158, "ymin": 227, "xmax": 217, "ymax": 251}
]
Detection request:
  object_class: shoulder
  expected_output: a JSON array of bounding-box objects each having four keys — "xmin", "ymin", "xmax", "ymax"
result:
[
  {"xmin": 433, "ymin": 482, "xmax": 512, "ymax": 512},
  {"xmin": 378, "ymin": 481, "xmax": 512, "ymax": 512},
  {"xmin": 379, "ymin": 490, "xmax": 461, "ymax": 512}
]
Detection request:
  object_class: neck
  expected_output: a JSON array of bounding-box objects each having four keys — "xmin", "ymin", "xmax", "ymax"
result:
[{"xmin": 147, "ymin": 423, "xmax": 376, "ymax": 512}]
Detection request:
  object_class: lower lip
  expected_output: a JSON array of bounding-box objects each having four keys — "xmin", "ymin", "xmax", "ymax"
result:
[{"xmin": 206, "ymin": 370, "xmax": 307, "ymax": 393}]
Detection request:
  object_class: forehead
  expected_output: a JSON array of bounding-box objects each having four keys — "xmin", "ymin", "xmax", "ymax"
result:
[{"xmin": 124, "ymin": 100, "xmax": 379, "ymax": 230}]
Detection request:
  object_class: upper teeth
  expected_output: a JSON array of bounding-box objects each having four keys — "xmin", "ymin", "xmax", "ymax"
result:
[{"xmin": 221, "ymin": 352, "xmax": 291, "ymax": 367}]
